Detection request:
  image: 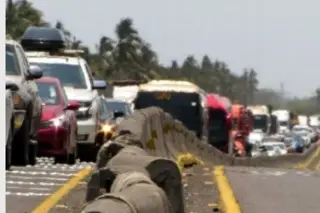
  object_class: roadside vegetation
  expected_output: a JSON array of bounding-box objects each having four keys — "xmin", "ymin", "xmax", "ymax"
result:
[{"xmin": 6, "ymin": 0, "xmax": 320, "ymax": 114}]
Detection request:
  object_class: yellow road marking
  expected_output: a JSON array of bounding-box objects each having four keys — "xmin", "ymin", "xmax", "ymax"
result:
[
  {"xmin": 213, "ymin": 166, "xmax": 242, "ymax": 213},
  {"xmin": 315, "ymin": 160, "xmax": 320, "ymax": 171},
  {"xmin": 32, "ymin": 167, "xmax": 93, "ymax": 213},
  {"xmin": 295, "ymin": 146, "xmax": 320, "ymax": 169}
]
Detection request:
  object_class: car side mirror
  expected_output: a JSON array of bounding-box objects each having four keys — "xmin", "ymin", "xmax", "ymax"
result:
[
  {"xmin": 92, "ymin": 80, "xmax": 107, "ymax": 90},
  {"xmin": 65, "ymin": 101, "xmax": 81, "ymax": 111},
  {"xmin": 6, "ymin": 82, "xmax": 19, "ymax": 91},
  {"xmin": 27, "ymin": 65, "xmax": 43, "ymax": 80},
  {"xmin": 113, "ymin": 111, "xmax": 125, "ymax": 119}
]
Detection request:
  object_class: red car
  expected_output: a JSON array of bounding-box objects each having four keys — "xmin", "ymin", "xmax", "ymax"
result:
[{"xmin": 35, "ymin": 77, "xmax": 80, "ymax": 164}]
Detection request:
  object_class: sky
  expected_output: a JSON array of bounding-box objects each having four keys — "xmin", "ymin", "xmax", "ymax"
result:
[{"xmin": 29, "ymin": 0, "xmax": 320, "ymax": 97}]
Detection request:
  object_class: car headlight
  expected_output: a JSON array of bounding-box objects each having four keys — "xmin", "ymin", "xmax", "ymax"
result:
[
  {"xmin": 12, "ymin": 92, "xmax": 24, "ymax": 109},
  {"xmin": 51, "ymin": 114, "xmax": 65, "ymax": 126},
  {"xmin": 101, "ymin": 124, "xmax": 114, "ymax": 133},
  {"xmin": 41, "ymin": 114, "xmax": 65, "ymax": 128}
]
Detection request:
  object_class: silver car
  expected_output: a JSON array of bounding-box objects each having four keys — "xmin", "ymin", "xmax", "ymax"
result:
[{"xmin": 6, "ymin": 40, "xmax": 43, "ymax": 166}]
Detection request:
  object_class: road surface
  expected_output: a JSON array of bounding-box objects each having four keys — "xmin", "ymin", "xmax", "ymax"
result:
[{"xmin": 6, "ymin": 158, "xmax": 93, "ymax": 213}]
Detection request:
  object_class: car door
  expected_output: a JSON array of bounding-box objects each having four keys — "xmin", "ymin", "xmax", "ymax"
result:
[{"xmin": 15, "ymin": 45, "xmax": 42, "ymax": 125}]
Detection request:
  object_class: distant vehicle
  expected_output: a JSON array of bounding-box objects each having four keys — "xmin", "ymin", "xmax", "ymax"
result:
[
  {"xmin": 134, "ymin": 80, "xmax": 208, "ymax": 140},
  {"xmin": 272, "ymin": 110, "xmax": 291, "ymax": 134},
  {"xmin": 260, "ymin": 142, "xmax": 287, "ymax": 157},
  {"xmin": 35, "ymin": 77, "xmax": 80, "ymax": 164},
  {"xmin": 6, "ymin": 39, "xmax": 43, "ymax": 167},
  {"xmin": 291, "ymin": 133, "xmax": 305, "ymax": 153},
  {"xmin": 21, "ymin": 26, "xmax": 107, "ymax": 161},
  {"xmin": 105, "ymin": 98, "xmax": 133, "ymax": 117},
  {"xmin": 247, "ymin": 105, "xmax": 271, "ymax": 134},
  {"xmin": 292, "ymin": 125, "xmax": 315, "ymax": 147},
  {"xmin": 206, "ymin": 94, "xmax": 231, "ymax": 153}
]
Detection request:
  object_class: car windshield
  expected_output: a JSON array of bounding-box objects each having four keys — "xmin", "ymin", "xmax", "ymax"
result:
[
  {"xmin": 253, "ymin": 115, "xmax": 268, "ymax": 132},
  {"xmin": 6, "ymin": 44, "xmax": 21, "ymax": 76},
  {"xmin": 279, "ymin": 121, "xmax": 288, "ymax": 126},
  {"xmin": 275, "ymin": 144, "xmax": 285, "ymax": 150},
  {"xmin": 30, "ymin": 62, "xmax": 87, "ymax": 89},
  {"xmin": 36, "ymin": 82, "xmax": 59, "ymax": 105},
  {"xmin": 134, "ymin": 91, "xmax": 203, "ymax": 136},
  {"xmin": 264, "ymin": 145, "xmax": 274, "ymax": 151},
  {"xmin": 107, "ymin": 101, "xmax": 129, "ymax": 114}
]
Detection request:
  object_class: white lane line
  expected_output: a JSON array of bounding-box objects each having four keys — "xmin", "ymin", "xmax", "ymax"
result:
[
  {"xmin": 6, "ymin": 170, "xmax": 76, "ymax": 177},
  {"xmin": 6, "ymin": 185, "xmax": 53, "ymax": 191},
  {"xmin": 6, "ymin": 181, "xmax": 62, "ymax": 186},
  {"xmin": 6, "ymin": 192, "xmax": 51, "ymax": 197},
  {"xmin": 6, "ymin": 175, "xmax": 69, "ymax": 182}
]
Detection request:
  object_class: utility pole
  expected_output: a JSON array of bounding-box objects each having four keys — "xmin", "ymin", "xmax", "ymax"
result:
[{"xmin": 280, "ymin": 82, "xmax": 285, "ymax": 109}]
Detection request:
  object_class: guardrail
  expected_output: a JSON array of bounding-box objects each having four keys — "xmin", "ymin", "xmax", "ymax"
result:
[{"xmin": 81, "ymin": 107, "xmax": 319, "ymax": 213}]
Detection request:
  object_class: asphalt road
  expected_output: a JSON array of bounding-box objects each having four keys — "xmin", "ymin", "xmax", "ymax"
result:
[
  {"xmin": 225, "ymin": 166, "xmax": 320, "ymax": 213},
  {"xmin": 6, "ymin": 158, "xmax": 94, "ymax": 213}
]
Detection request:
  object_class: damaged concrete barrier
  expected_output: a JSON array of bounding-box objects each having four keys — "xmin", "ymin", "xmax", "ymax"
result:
[
  {"xmin": 82, "ymin": 172, "xmax": 173, "ymax": 213},
  {"xmin": 87, "ymin": 145, "xmax": 184, "ymax": 213}
]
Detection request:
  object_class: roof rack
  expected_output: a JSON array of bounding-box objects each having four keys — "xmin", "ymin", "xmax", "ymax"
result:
[
  {"xmin": 25, "ymin": 49, "xmax": 84, "ymax": 58},
  {"xmin": 109, "ymin": 80, "xmax": 147, "ymax": 86},
  {"xmin": 21, "ymin": 26, "xmax": 66, "ymax": 51}
]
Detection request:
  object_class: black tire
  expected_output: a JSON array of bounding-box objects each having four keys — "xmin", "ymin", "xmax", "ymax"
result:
[
  {"xmin": 6, "ymin": 124, "xmax": 13, "ymax": 170},
  {"xmin": 54, "ymin": 154, "xmax": 69, "ymax": 164},
  {"xmin": 12, "ymin": 114, "xmax": 30, "ymax": 166},
  {"xmin": 28, "ymin": 142, "xmax": 37, "ymax": 166},
  {"xmin": 78, "ymin": 144, "xmax": 97, "ymax": 162}
]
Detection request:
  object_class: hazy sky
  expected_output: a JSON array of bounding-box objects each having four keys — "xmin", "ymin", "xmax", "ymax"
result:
[{"xmin": 29, "ymin": 0, "xmax": 320, "ymax": 97}]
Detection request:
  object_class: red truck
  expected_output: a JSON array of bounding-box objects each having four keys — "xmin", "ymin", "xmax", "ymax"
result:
[{"xmin": 206, "ymin": 94, "xmax": 231, "ymax": 153}]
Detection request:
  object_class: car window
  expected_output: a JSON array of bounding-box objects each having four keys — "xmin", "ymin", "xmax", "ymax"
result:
[
  {"xmin": 15, "ymin": 45, "xmax": 29, "ymax": 68},
  {"xmin": 61, "ymin": 86, "xmax": 69, "ymax": 107},
  {"xmin": 36, "ymin": 82, "xmax": 59, "ymax": 105},
  {"xmin": 6, "ymin": 44, "xmax": 21, "ymax": 76},
  {"xmin": 30, "ymin": 62, "xmax": 87, "ymax": 89},
  {"xmin": 84, "ymin": 63, "xmax": 95, "ymax": 85}
]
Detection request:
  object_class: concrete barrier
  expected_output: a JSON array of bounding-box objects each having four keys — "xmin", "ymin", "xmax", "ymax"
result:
[{"xmin": 84, "ymin": 107, "xmax": 319, "ymax": 213}]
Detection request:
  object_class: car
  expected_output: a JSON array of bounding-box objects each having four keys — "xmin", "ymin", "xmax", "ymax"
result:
[
  {"xmin": 104, "ymin": 98, "xmax": 133, "ymax": 123},
  {"xmin": 5, "ymin": 83, "xmax": 16, "ymax": 170},
  {"xmin": 260, "ymin": 141, "xmax": 287, "ymax": 157},
  {"xmin": 21, "ymin": 26, "xmax": 107, "ymax": 161},
  {"xmin": 6, "ymin": 39, "xmax": 43, "ymax": 166},
  {"xmin": 35, "ymin": 77, "xmax": 80, "ymax": 164}
]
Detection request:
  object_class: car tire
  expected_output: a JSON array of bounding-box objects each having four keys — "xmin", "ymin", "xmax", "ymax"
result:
[
  {"xmin": 78, "ymin": 144, "xmax": 97, "ymax": 162},
  {"xmin": 12, "ymin": 113, "xmax": 30, "ymax": 166},
  {"xmin": 54, "ymin": 153, "xmax": 68, "ymax": 164},
  {"xmin": 6, "ymin": 123, "xmax": 13, "ymax": 170},
  {"xmin": 28, "ymin": 142, "xmax": 37, "ymax": 166}
]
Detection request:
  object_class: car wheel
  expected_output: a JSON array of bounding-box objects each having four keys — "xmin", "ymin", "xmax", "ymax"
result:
[
  {"xmin": 54, "ymin": 154, "xmax": 68, "ymax": 164},
  {"xmin": 6, "ymin": 123, "xmax": 13, "ymax": 170},
  {"xmin": 28, "ymin": 141, "xmax": 37, "ymax": 166},
  {"xmin": 12, "ymin": 114, "xmax": 30, "ymax": 166}
]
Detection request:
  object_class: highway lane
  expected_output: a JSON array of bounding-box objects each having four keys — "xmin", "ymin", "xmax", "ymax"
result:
[
  {"xmin": 224, "ymin": 166, "xmax": 320, "ymax": 213},
  {"xmin": 6, "ymin": 158, "xmax": 94, "ymax": 213}
]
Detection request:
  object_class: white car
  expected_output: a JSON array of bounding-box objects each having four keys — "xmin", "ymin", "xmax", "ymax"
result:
[
  {"xmin": 261, "ymin": 142, "xmax": 288, "ymax": 157},
  {"xmin": 248, "ymin": 129, "xmax": 264, "ymax": 144},
  {"xmin": 292, "ymin": 125, "xmax": 313, "ymax": 147},
  {"xmin": 27, "ymin": 51, "xmax": 107, "ymax": 161}
]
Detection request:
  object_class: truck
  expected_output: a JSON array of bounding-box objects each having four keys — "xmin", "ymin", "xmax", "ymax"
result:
[
  {"xmin": 206, "ymin": 94, "xmax": 231, "ymax": 153},
  {"xmin": 231, "ymin": 104, "xmax": 252, "ymax": 156},
  {"xmin": 247, "ymin": 105, "xmax": 271, "ymax": 135}
]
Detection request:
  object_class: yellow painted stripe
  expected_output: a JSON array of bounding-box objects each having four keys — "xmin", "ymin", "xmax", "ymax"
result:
[
  {"xmin": 295, "ymin": 146, "xmax": 320, "ymax": 169},
  {"xmin": 32, "ymin": 167, "xmax": 93, "ymax": 213},
  {"xmin": 213, "ymin": 166, "xmax": 241, "ymax": 213}
]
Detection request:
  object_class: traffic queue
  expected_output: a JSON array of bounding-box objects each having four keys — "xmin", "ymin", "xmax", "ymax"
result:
[{"xmin": 5, "ymin": 26, "xmax": 320, "ymax": 171}]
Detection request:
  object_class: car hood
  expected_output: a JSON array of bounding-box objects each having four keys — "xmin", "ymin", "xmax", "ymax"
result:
[
  {"xmin": 64, "ymin": 87, "xmax": 97, "ymax": 102},
  {"xmin": 41, "ymin": 105, "xmax": 63, "ymax": 121},
  {"xmin": 6, "ymin": 75, "xmax": 22, "ymax": 85}
]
